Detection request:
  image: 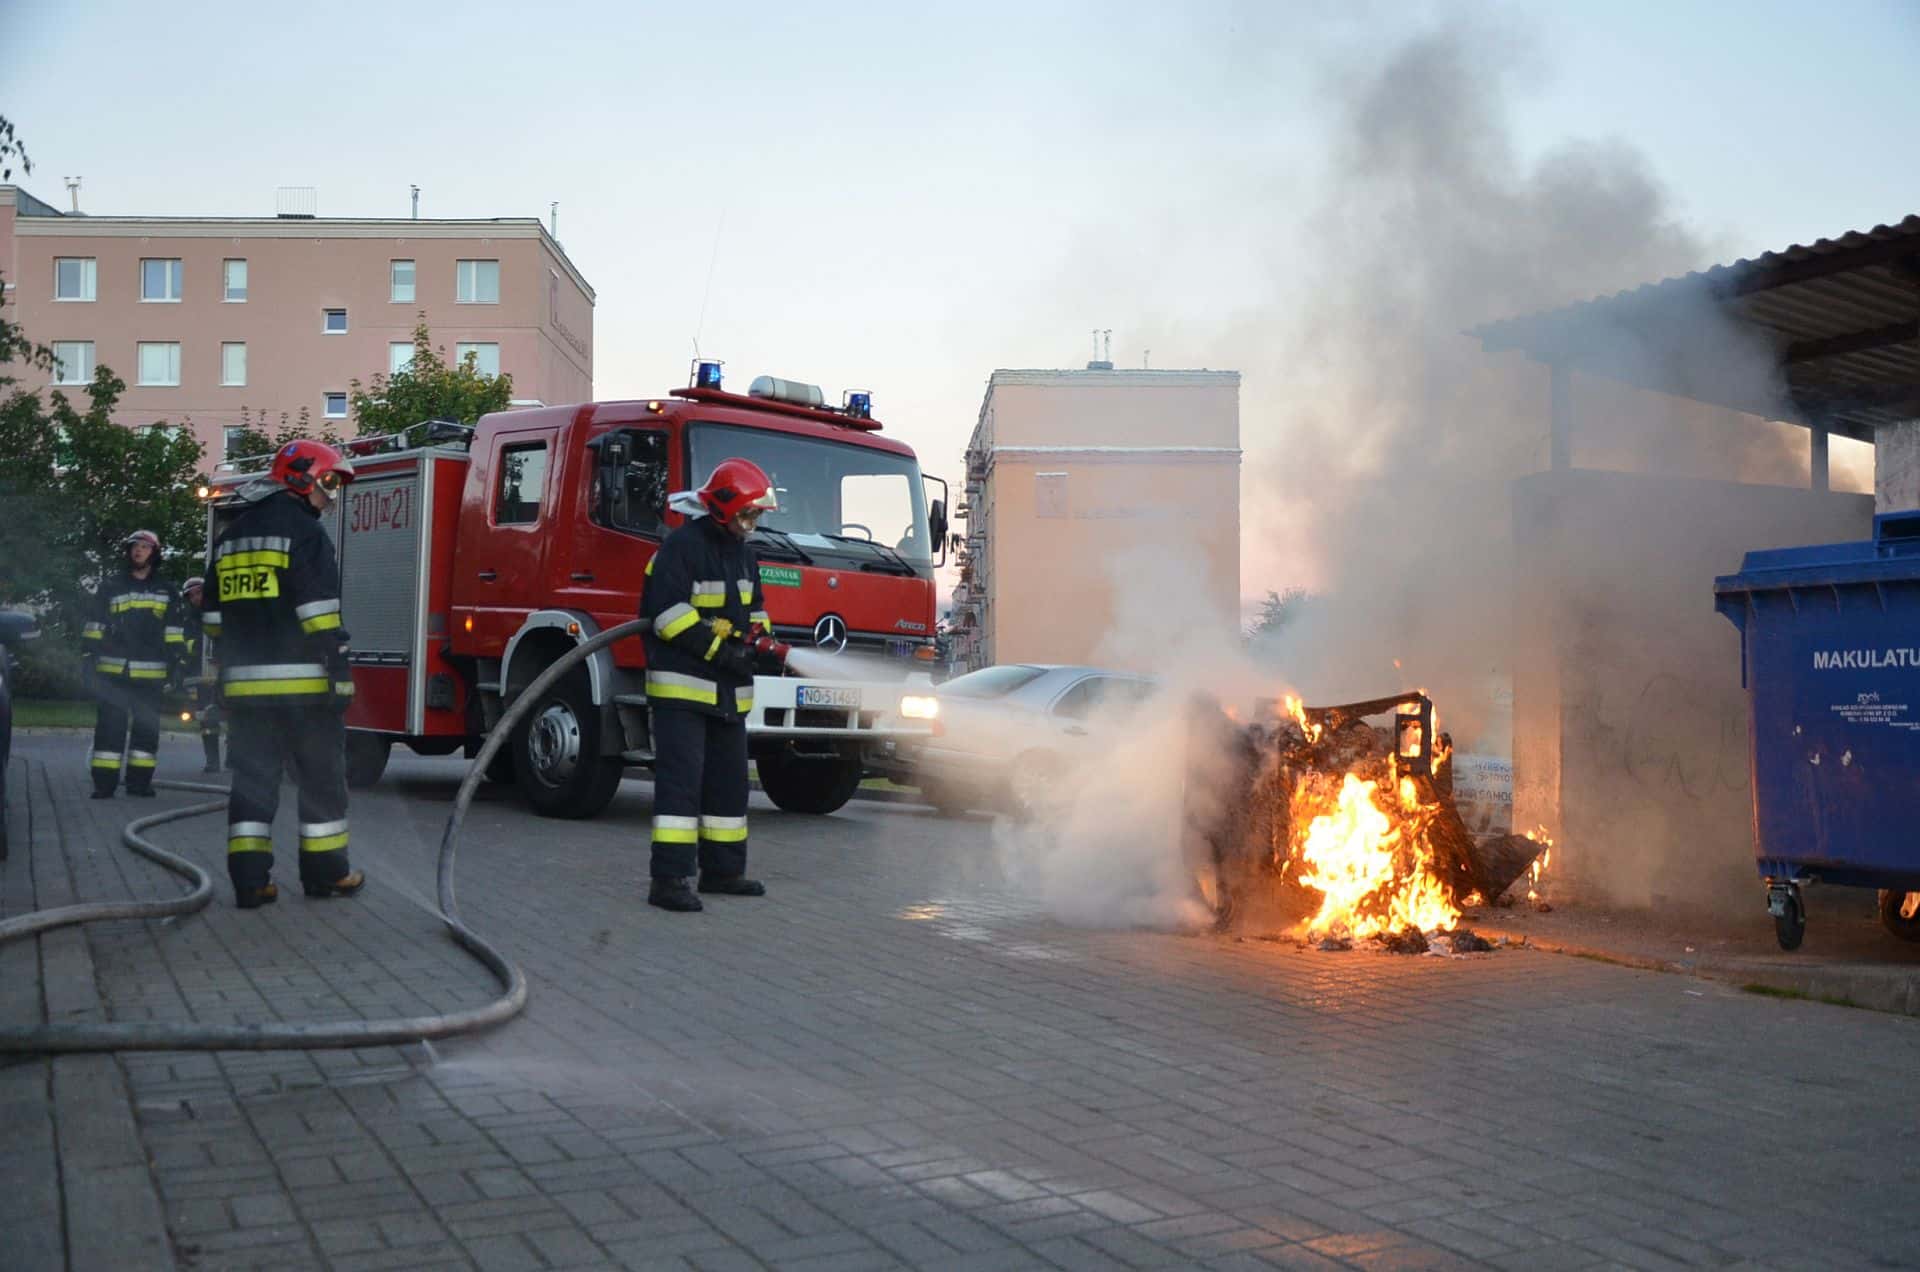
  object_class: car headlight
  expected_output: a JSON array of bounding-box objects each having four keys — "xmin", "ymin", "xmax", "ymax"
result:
[{"xmin": 900, "ymin": 695, "xmax": 940, "ymax": 720}]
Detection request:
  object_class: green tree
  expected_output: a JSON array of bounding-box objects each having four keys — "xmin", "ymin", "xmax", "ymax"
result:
[
  {"xmin": 350, "ymin": 317, "xmax": 513, "ymax": 438},
  {"xmin": 0, "ymin": 272, "xmax": 208, "ymax": 623},
  {"xmin": 0, "ymin": 113, "xmax": 28, "ymax": 182},
  {"xmin": 220, "ymin": 404, "xmax": 335, "ymax": 465}
]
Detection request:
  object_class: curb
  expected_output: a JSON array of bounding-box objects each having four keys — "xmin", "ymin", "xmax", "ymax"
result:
[
  {"xmin": 1474, "ymin": 921, "xmax": 1920, "ymax": 1017},
  {"xmin": 11, "ymin": 758, "xmax": 176, "ymax": 1266}
]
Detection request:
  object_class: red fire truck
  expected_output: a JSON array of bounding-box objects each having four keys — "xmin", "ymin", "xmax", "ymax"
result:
[{"xmin": 206, "ymin": 367, "xmax": 948, "ymax": 819}]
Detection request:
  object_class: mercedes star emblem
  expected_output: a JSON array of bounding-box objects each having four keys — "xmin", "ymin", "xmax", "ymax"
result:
[{"xmin": 812, "ymin": 615, "xmax": 848, "ymax": 654}]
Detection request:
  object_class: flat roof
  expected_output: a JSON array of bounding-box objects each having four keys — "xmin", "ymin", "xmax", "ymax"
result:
[
  {"xmin": 1472, "ymin": 214, "xmax": 1920, "ymax": 443},
  {"xmin": 986, "ymin": 368, "xmax": 1240, "ymax": 389},
  {"xmin": 0, "ymin": 185, "xmax": 595, "ymax": 302}
]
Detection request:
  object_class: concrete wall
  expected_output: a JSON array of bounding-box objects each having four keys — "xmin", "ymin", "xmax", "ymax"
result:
[{"xmin": 1512, "ymin": 469, "xmax": 1873, "ymax": 914}]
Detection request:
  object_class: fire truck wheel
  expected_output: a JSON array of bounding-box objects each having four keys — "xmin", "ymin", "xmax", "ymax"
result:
[
  {"xmin": 756, "ymin": 747, "xmax": 862, "ymax": 816},
  {"xmin": 345, "ymin": 734, "xmax": 392, "ymax": 790},
  {"xmin": 1878, "ymin": 889, "xmax": 1920, "ymax": 943},
  {"xmin": 512, "ymin": 669, "xmax": 624, "ymax": 819}
]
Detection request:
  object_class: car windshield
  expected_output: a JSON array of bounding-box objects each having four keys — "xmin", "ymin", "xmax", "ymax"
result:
[
  {"xmin": 689, "ymin": 422, "xmax": 932, "ymax": 568},
  {"xmin": 938, "ymin": 665, "xmax": 1049, "ymax": 699}
]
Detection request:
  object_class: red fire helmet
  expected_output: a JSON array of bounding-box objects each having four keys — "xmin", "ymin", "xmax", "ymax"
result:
[
  {"xmin": 269, "ymin": 439, "xmax": 357, "ymax": 497},
  {"xmin": 697, "ymin": 458, "xmax": 779, "ymax": 521}
]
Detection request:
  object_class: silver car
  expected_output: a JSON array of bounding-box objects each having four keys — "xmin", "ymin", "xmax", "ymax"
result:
[{"xmin": 877, "ymin": 664, "xmax": 1158, "ymax": 816}]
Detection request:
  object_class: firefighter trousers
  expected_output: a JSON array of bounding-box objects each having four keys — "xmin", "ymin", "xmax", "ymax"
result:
[
  {"xmin": 649, "ymin": 706, "xmax": 750, "ymax": 881},
  {"xmin": 195, "ymin": 681, "xmax": 224, "ymax": 770},
  {"xmin": 225, "ymin": 703, "xmax": 353, "ymax": 892},
  {"xmin": 91, "ymin": 679, "xmax": 162, "ymax": 795}
]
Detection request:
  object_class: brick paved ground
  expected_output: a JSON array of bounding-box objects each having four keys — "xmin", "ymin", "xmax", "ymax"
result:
[{"xmin": 7, "ymin": 732, "xmax": 1920, "ymax": 1270}]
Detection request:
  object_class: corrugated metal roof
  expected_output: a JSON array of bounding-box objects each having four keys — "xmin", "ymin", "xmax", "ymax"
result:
[{"xmin": 1473, "ymin": 215, "xmax": 1920, "ymax": 442}]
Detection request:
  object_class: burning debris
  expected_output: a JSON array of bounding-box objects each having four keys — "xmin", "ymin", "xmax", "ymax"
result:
[{"xmin": 1192, "ymin": 691, "xmax": 1550, "ymax": 946}]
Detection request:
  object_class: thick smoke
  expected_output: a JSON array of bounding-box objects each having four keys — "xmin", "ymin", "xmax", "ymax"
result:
[
  {"xmin": 999, "ymin": 19, "xmax": 1861, "ymax": 925},
  {"xmin": 1253, "ymin": 24, "xmax": 1808, "ymax": 743},
  {"xmin": 991, "ymin": 540, "xmax": 1258, "ymax": 930}
]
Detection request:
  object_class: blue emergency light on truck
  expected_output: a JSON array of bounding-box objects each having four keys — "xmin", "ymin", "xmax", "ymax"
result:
[{"xmin": 1714, "ymin": 510, "xmax": 1920, "ymax": 950}]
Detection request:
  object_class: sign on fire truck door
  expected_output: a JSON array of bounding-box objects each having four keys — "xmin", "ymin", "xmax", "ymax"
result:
[{"xmin": 320, "ymin": 460, "xmax": 428, "ymax": 727}]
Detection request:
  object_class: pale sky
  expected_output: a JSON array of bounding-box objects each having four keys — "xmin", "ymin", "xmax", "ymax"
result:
[{"xmin": 6, "ymin": 0, "xmax": 1916, "ymax": 603}]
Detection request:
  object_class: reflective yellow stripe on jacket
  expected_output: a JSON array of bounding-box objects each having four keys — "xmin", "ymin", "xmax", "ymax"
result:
[{"xmin": 644, "ymin": 670, "xmax": 719, "ymax": 706}]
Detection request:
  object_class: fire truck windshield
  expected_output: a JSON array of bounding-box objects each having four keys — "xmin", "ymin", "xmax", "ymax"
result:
[{"xmin": 689, "ymin": 423, "xmax": 932, "ymax": 570}]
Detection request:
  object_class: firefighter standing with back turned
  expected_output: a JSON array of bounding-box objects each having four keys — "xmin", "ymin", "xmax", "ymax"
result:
[
  {"xmin": 640, "ymin": 459, "xmax": 792, "ymax": 912},
  {"xmin": 81, "ymin": 530, "xmax": 187, "ymax": 798},
  {"xmin": 204, "ymin": 440, "xmax": 367, "ymax": 909}
]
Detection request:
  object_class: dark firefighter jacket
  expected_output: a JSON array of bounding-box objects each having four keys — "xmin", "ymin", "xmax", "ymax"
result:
[
  {"xmin": 639, "ymin": 515, "xmax": 773, "ymax": 720},
  {"xmin": 201, "ymin": 491, "xmax": 352, "ymax": 708},
  {"xmin": 81, "ymin": 569, "xmax": 185, "ymax": 684}
]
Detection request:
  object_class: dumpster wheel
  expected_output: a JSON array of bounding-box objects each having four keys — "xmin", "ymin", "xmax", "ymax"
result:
[{"xmin": 1770, "ymin": 883, "xmax": 1806, "ymax": 951}]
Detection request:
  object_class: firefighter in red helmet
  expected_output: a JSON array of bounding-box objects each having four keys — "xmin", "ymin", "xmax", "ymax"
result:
[
  {"xmin": 82, "ymin": 529, "xmax": 187, "ymax": 797},
  {"xmin": 204, "ymin": 439, "xmax": 367, "ymax": 909},
  {"xmin": 639, "ymin": 458, "xmax": 792, "ymax": 912}
]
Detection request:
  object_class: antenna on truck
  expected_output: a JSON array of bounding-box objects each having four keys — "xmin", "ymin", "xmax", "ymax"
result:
[{"xmin": 691, "ymin": 208, "xmax": 726, "ymax": 359}]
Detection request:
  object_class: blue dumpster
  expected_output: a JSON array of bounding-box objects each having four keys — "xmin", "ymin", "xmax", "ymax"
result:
[{"xmin": 1715, "ymin": 510, "xmax": 1920, "ymax": 949}]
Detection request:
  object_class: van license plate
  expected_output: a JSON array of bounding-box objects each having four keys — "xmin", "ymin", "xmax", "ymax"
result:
[{"xmin": 798, "ymin": 686, "xmax": 861, "ymax": 709}]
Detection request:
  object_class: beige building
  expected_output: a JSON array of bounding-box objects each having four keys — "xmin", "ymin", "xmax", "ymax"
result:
[
  {"xmin": 952, "ymin": 367, "xmax": 1241, "ymax": 671},
  {"xmin": 0, "ymin": 185, "xmax": 594, "ymax": 461}
]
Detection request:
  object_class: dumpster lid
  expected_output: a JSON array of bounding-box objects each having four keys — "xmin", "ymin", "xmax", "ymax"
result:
[{"xmin": 1714, "ymin": 511, "xmax": 1920, "ymax": 596}]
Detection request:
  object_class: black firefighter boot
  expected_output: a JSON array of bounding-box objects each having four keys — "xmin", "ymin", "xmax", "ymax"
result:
[
  {"xmin": 648, "ymin": 878, "xmax": 703, "ymax": 912},
  {"xmin": 202, "ymin": 733, "xmax": 222, "ymax": 774}
]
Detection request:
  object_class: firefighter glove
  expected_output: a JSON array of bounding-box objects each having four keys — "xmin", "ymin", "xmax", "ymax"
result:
[
  {"xmin": 713, "ymin": 641, "xmax": 757, "ymax": 679},
  {"xmin": 326, "ymin": 641, "xmax": 354, "ymax": 715}
]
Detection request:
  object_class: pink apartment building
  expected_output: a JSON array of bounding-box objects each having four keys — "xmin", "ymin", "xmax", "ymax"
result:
[{"xmin": 0, "ymin": 185, "xmax": 594, "ymax": 462}]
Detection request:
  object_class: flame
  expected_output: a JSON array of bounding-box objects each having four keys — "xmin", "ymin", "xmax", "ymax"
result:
[
  {"xmin": 1292, "ymin": 773, "xmax": 1461, "ymax": 940},
  {"xmin": 1282, "ymin": 693, "xmax": 1324, "ymax": 744},
  {"xmin": 1523, "ymin": 825, "xmax": 1554, "ymax": 903}
]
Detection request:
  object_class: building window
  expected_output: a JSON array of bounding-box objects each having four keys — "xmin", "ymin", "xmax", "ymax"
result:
[
  {"xmin": 456, "ymin": 259, "xmax": 500, "ymax": 304},
  {"xmin": 389, "ymin": 342, "xmax": 414, "ymax": 375},
  {"xmin": 137, "ymin": 342, "xmax": 182, "ymax": 386},
  {"xmin": 324, "ymin": 392, "xmax": 348, "ymax": 419},
  {"xmin": 223, "ymin": 425, "xmax": 248, "ymax": 460},
  {"xmin": 51, "ymin": 341, "xmax": 95, "ymax": 385},
  {"xmin": 494, "ymin": 441, "xmax": 548, "ymax": 525},
  {"xmin": 390, "ymin": 259, "xmax": 415, "ymax": 303},
  {"xmin": 221, "ymin": 342, "xmax": 247, "ymax": 386},
  {"xmin": 54, "ymin": 257, "xmax": 97, "ymax": 301},
  {"xmin": 456, "ymin": 342, "xmax": 501, "ymax": 378},
  {"xmin": 323, "ymin": 308, "xmax": 348, "ymax": 334},
  {"xmin": 223, "ymin": 259, "xmax": 248, "ymax": 302},
  {"xmin": 141, "ymin": 258, "xmax": 183, "ymax": 302}
]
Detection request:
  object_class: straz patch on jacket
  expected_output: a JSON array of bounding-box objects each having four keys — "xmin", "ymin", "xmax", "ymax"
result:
[
  {"xmin": 217, "ymin": 562, "xmax": 281, "ymax": 601},
  {"xmin": 759, "ymin": 565, "xmax": 802, "ymax": 588}
]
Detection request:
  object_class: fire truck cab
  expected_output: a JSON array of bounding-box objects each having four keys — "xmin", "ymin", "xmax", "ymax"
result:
[{"xmin": 207, "ymin": 370, "xmax": 949, "ymax": 820}]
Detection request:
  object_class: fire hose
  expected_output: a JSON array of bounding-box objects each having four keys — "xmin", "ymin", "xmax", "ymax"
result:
[{"xmin": 0, "ymin": 618, "xmax": 650, "ymax": 1054}]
